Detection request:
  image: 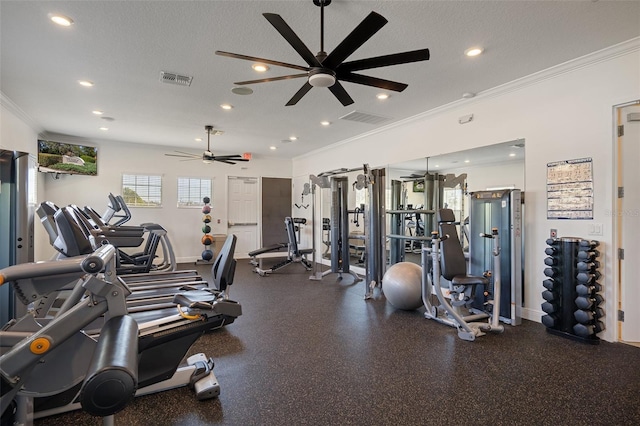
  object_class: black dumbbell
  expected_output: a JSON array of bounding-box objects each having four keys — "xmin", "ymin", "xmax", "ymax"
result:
[
  {"xmin": 542, "ymin": 314, "xmax": 560, "ymax": 328},
  {"xmin": 577, "ymin": 271, "xmax": 601, "ymax": 284},
  {"xmin": 545, "ymin": 246, "xmax": 558, "ymax": 256},
  {"xmin": 542, "ymin": 290, "xmax": 558, "ymax": 302},
  {"xmin": 544, "ymin": 267, "xmax": 561, "ymax": 278},
  {"xmin": 577, "ymin": 261, "xmax": 600, "ymax": 271},
  {"xmin": 575, "ymin": 294, "xmax": 604, "ymax": 310},
  {"xmin": 576, "ymin": 282, "xmax": 602, "ymax": 296},
  {"xmin": 574, "ymin": 307, "xmax": 605, "ymax": 324},
  {"xmin": 544, "ymin": 257, "xmax": 559, "ymax": 266},
  {"xmin": 546, "ymin": 238, "xmax": 559, "ymax": 246},
  {"xmin": 543, "ymin": 279, "xmax": 557, "ymax": 291},
  {"xmin": 573, "ymin": 320, "xmax": 605, "ymax": 337},
  {"xmin": 541, "ymin": 301, "xmax": 559, "ymax": 315},
  {"xmin": 578, "ymin": 250, "xmax": 599, "ymax": 261},
  {"xmin": 579, "ymin": 239, "xmax": 599, "ymax": 249}
]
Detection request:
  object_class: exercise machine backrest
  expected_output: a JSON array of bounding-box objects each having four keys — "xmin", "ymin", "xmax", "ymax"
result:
[
  {"xmin": 212, "ymin": 234, "xmax": 237, "ymax": 293},
  {"xmin": 53, "ymin": 207, "xmax": 94, "ymax": 257},
  {"xmin": 437, "ymin": 209, "xmax": 467, "ymax": 281},
  {"xmin": 284, "ymin": 217, "xmax": 299, "ymax": 255}
]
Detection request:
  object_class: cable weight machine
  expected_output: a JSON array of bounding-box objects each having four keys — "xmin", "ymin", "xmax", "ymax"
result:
[{"xmin": 307, "ymin": 165, "xmax": 386, "ymax": 299}]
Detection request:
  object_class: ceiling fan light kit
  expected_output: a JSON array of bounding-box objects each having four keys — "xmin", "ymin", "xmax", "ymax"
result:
[
  {"xmin": 215, "ymin": 0, "xmax": 430, "ymax": 106},
  {"xmin": 308, "ymin": 70, "xmax": 336, "ymax": 88}
]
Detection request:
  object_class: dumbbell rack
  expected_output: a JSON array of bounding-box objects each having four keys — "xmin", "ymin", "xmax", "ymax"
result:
[{"xmin": 541, "ymin": 237, "xmax": 604, "ymax": 344}]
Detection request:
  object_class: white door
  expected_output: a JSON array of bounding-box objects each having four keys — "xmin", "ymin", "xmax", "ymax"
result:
[
  {"xmin": 618, "ymin": 102, "xmax": 640, "ymax": 343},
  {"xmin": 228, "ymin": 176, "xmax": 258, "ymax": 258}
]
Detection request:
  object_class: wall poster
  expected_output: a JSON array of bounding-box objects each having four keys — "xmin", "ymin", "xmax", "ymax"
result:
[{"xmin": 547, "ymin": 157, "xmax": 593, "ymax": 219}]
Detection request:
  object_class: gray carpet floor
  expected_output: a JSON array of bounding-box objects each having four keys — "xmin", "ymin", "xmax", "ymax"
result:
[{"xmin": 36, "ymin": 260, "xmax": 640, "ymax": 426}]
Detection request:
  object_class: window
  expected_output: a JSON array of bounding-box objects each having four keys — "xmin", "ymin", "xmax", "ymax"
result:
[
  {"xmin": 122, "ymin": 174, "xmax": 162, "ymax": 207},
  {"xmin": 177, "ymin": 177, "xmax": 211, "ymax": 208}
]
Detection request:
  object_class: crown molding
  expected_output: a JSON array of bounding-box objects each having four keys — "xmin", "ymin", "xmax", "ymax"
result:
[
  {"xmin": 295, "ymin": 37, "xmax": 640, "ymax": 162},
  {"xmin": 0, "ymin": 91, "xmax": 43, "ymax": 134}
]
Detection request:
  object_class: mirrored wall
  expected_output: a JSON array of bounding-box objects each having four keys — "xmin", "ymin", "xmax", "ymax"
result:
[{"xmin": 386, "ymin": 139, "xmax": 525, "ymax": 264}]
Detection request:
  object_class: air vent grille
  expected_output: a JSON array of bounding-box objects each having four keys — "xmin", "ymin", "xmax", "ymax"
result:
[
  {"xmin": 339, "ymin": 111, "xmax": 392, "ymax": 125},
  {"xmin": 160, "ymin": 71, "xmax": 193, "ymax": 87}
]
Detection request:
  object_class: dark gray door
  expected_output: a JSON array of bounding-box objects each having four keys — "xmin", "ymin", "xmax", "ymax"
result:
[{"xmin": 261, "ymin": 177, "xmax": 291, "ymax": 247}]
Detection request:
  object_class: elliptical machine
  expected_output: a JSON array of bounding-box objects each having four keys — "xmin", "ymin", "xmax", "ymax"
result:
[{"xmin": 422, "ymin": 209, "xmax": 503, "ymax": 341}]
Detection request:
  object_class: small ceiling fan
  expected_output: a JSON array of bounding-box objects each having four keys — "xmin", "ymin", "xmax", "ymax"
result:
[
  {"xmin": 165, "ymin": 125, "xmax": 249, "ymax": 165},
  {"xmin": 215, "ymin": 0, "xmax": 430, "ymax": 106}
]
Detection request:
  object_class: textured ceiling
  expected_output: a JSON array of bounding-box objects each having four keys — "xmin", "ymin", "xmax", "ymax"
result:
[{"xmin": 2, "ymin": 1, "xmax": 639, "ymax": 160}]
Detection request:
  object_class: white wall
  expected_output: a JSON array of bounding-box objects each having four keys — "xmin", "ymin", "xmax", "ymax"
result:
[
  {"xmin": 293, "ymin": 40, "xmax": 640, "ymax": 342},
  {"xmin": 38, "ymin": 137, "xmax": 292, "ymax": 262}
]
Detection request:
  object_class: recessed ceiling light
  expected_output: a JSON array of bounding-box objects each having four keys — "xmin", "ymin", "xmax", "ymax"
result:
[
  {"xmin": 434, "ymin": 165, "xmax": 440, "ymax": 168},
  {"xmin": 78, "ymin": 80, "xmax": 94, "ymax": 87},
  {"xmin": 195, "ymin": 138, "xmax": 202, "ymax": 142},
  {"xmin": 99, "ymin": 127, "xmax": 108, "ymax": 131},
  {"xmin": 231, "ymin": 86, "xmax": 253, "ymax": 95},
  {"xmin": 509, "ymin": 153, "xmax": 517, "ymax": 157},
  {"xmin": 92, "ymin": 110, "xmax": 103, "ymax": 115},
  {"xmin": 320, "ymin": 121, "xmax": 330, "ymax": 126},
  {"xmin": 220, "ymin": 104, "xmax": 233, "ymax": 110},
  {"xmin": 464, "ymin": 160, "xmax": 470, "ymax": 163},
  {"xmin": 465, "ymin": 47, "xmax": 483, "ymax": 57},
  {"xmin": 50, "ymin": 14, "xmax": 73, "ymax": 27},
  {"xmin": 289, "ymin": 136, "xmax": 298, "ymax": 141},
  {"xmin": 252, "ymin": 64, "xmax": 269, "ymax": 72},
  {"xmin": 376, "ymin": 93, "xmax": 389, "ymax": 100},
  {"xmin": 270, "ymin": 146, "xmax": 277, "ymax": 150}
]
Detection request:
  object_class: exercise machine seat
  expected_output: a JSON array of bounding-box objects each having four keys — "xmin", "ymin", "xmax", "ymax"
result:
[{"xmin": 437, "ymin": 209, "xmax": 487, "ymax": 287}]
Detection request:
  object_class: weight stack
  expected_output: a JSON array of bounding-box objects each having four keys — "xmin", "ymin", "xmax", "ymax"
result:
[{"xmin": 541, "ymin": 237, "xmax": 602, "ymax": 344}]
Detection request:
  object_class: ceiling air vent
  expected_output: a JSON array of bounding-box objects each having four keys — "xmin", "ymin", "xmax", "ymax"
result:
[
  {"xmin": 339, "ymin": 111, "xmax": 392, "ymax": 125},
  {"xmin": 160, "ymin": 71, "xmax": 193, "ymax": 87}
]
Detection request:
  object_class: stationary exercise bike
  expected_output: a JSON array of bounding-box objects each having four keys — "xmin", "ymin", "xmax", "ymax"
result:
[{"xmin": 422, "ymin": 209, "xmax": 504, "ymax": 341}]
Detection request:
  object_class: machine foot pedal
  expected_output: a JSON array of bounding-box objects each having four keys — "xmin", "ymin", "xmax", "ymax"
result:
[{"xmin": 186, "ymin": 353, "xmax": 220, "ymax": 400}]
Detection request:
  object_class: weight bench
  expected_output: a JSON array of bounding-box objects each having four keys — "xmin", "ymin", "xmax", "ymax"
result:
[
  {"xmin": 254, "ymin": 217, "xmax": 313, "ymax": 276},
  {"xmin": 248, "ymin": 242, "xmax": 288, "ymax": 266}
]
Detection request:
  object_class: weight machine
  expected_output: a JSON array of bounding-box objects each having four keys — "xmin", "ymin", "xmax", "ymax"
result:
[{"xmin": 307, "ymin": 165, "xmax": 386, "ymax": 299}]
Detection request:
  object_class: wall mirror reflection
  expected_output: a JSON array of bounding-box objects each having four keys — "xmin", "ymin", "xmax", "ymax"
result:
[{"xmin": 386, "ymin": 139, "xmax": 525, "ymax": 266}]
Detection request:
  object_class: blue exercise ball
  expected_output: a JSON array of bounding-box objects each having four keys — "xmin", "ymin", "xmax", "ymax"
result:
[{"xmin": 382, "ymin": 262, "xmax": 423, "ymax": 310}]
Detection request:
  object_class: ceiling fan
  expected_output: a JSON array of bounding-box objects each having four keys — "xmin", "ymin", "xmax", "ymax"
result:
[
  {"xmin": 215, "ymin": 0, "xmax": 430, "ymax": 106},
  {"xmin": 165, "ymin": 125, "xmax": 249, "ymax": 165}
]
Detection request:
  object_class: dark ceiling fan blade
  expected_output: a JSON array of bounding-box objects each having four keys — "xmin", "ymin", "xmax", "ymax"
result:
[
  {"xmin": 215, "ymin": 159, "xmax": 238, "ymax": 165},
  {"xmin": 234, "ymin": 73, "xmax": 309, "ymax": 85},
  {"xmin": 263, "ymin": 13, "xmax": 322, "ymax": 68},
  {"xmin": 338, "ymin": 72, "xmax": 408, "ymax": 92},
  {"xmin": 338, "ymin": 48, "xmax": 430, "ymax": 72},
  {"xmin": 214, "ymin": 155, "xmax": 249, "ymax": 161},
  {"xmin": 165, "ymin": 153, "xmax": 198, "ymax": 158},
  {"xmin": 215, "ymin": 51, "xmax": 309, "ymax": 72},
  {"xmin": 328, "ymin": 81, "xmax": 354, "ymax": 106},
  {"xmin": 322, "ymin": 12, "xmax": 388, "ymax": 69},
  {"xmin": 286, "ymin": 82, "xmax": 313, "ymax": 106}
]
